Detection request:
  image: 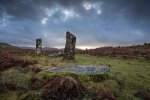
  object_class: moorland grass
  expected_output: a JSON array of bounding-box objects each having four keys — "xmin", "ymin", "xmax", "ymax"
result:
[{"xmin": 0, "ymin": 54, "xmax": 150, "ymax": 100}]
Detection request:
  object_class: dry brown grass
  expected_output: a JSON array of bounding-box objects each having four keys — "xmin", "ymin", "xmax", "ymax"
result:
[
  {"xmin": 0, "ymin": 48, "xmax": 37, "ymax": 71},
  {"xmin": 41, "ymin": 75, "xmax": 85, "ymax": 99}
]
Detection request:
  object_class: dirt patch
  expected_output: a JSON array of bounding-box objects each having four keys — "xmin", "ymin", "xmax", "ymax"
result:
[{"xmin": 41, "ymin": 75, "xmax": 85, "ymax": 99}]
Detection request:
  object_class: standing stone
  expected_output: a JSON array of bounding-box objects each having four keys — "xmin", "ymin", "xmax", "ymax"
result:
[
  {"xmin": 86, "ymin": 48, "xmax": 88, "ymax": 54},
  {"xmin": 63, "ymin": 31, "xmax": 76, "ymax": 60},
  {"xmin": 36, "ymin": 38, "xmax": 42, "ymax": 55}
]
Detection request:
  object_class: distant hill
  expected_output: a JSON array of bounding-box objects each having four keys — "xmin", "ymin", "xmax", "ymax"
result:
[
  {"xmin": 43, "ymin": 47, "xmax": 59, "ymax": 51},
  {"xmin": 18, "ymin": 46, "xmax": 59, "ymax": 51},
  {"xmin": 0, "ymin": 43, "xmax": 12, "ymax": 46},
  {"xmin": 0, "ymin": 42, "xmax": 17, "ymax": 49},
  {"xmin": 17, "ymin": 46, "xmax": 35, "ymax": 50},
  {"xmin": 0, "ymin": 42, "xmax": 60, "ymax": 52}
]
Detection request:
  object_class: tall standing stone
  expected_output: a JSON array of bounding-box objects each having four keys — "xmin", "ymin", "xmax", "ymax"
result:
[
  {"xmin": 36, "ymin": 38, "xmax": 42, "ymax": 55},
  {"xmin": 63, "ymin": 31, "xmax": 76, "ymax": 60}
]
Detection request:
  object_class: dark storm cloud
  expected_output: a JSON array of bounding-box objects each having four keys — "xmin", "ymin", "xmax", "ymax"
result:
[
  {"xmin": 0, "ymin": 0, "xmax": 150, "ymax": 21},
  {"xmin": 0, "ymin": 0, "xmax": 150, "ymax": 48},
  {"xmin": 0, "ymin": 0, "xmax": 47, "ymax": 20},
  {"xmin": 103, "ymin": 0, "xmax": 150, "ymax": 21},
  {"xmin": 0, "ymin": 0, "xmax": 82, "ymax": 20}
]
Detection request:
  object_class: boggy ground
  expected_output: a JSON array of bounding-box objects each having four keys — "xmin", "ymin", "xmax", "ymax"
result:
[{"xmin": 0, "ymin": 45, "xmax": 150, "ymax": 100}]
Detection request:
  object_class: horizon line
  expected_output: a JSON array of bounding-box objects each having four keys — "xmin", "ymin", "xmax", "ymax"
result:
[{"xmin": 12, "ymin": 43, "xmax": 148, "ymax": 50}]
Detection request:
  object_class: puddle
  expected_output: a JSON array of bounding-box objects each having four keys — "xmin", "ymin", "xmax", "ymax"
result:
[{"xmin": 47, "ymin": 65, "xmax": 110, "ymax": 74}]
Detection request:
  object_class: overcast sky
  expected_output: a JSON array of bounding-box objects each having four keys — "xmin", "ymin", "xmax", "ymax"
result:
[{"xmin": 0, "ymin": 0, "xmax": 150, "ymax": 49}]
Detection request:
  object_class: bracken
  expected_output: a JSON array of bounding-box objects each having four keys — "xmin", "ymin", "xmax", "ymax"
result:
[{"xmin": 41, "ymin": 75, "xmax": 85, "ymax": 100}]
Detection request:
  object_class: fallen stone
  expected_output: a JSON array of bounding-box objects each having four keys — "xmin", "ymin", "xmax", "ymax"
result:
[{"xmin": 48, "ymin": 65, "xmax": 110, "ymax": 74}]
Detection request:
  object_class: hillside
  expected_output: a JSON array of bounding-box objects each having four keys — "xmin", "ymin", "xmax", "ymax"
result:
[
  {"xmin": 77, "ymin": 43, "xmax": 150, "ymax": 57},
  {"xmin": 0, "ymin": 43, "xmax": 16, "ymax": 49}
]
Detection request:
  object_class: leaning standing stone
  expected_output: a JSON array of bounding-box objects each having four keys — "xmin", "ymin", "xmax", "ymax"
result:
[{"xmin": 63, "ymin": 31, "xmax": 76, "ymax": 60}]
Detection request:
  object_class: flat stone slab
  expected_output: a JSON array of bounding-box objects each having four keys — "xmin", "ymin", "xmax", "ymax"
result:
[{"xmin": 47, "ymin": 65, "xmax": 110, "ymax": 74}]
